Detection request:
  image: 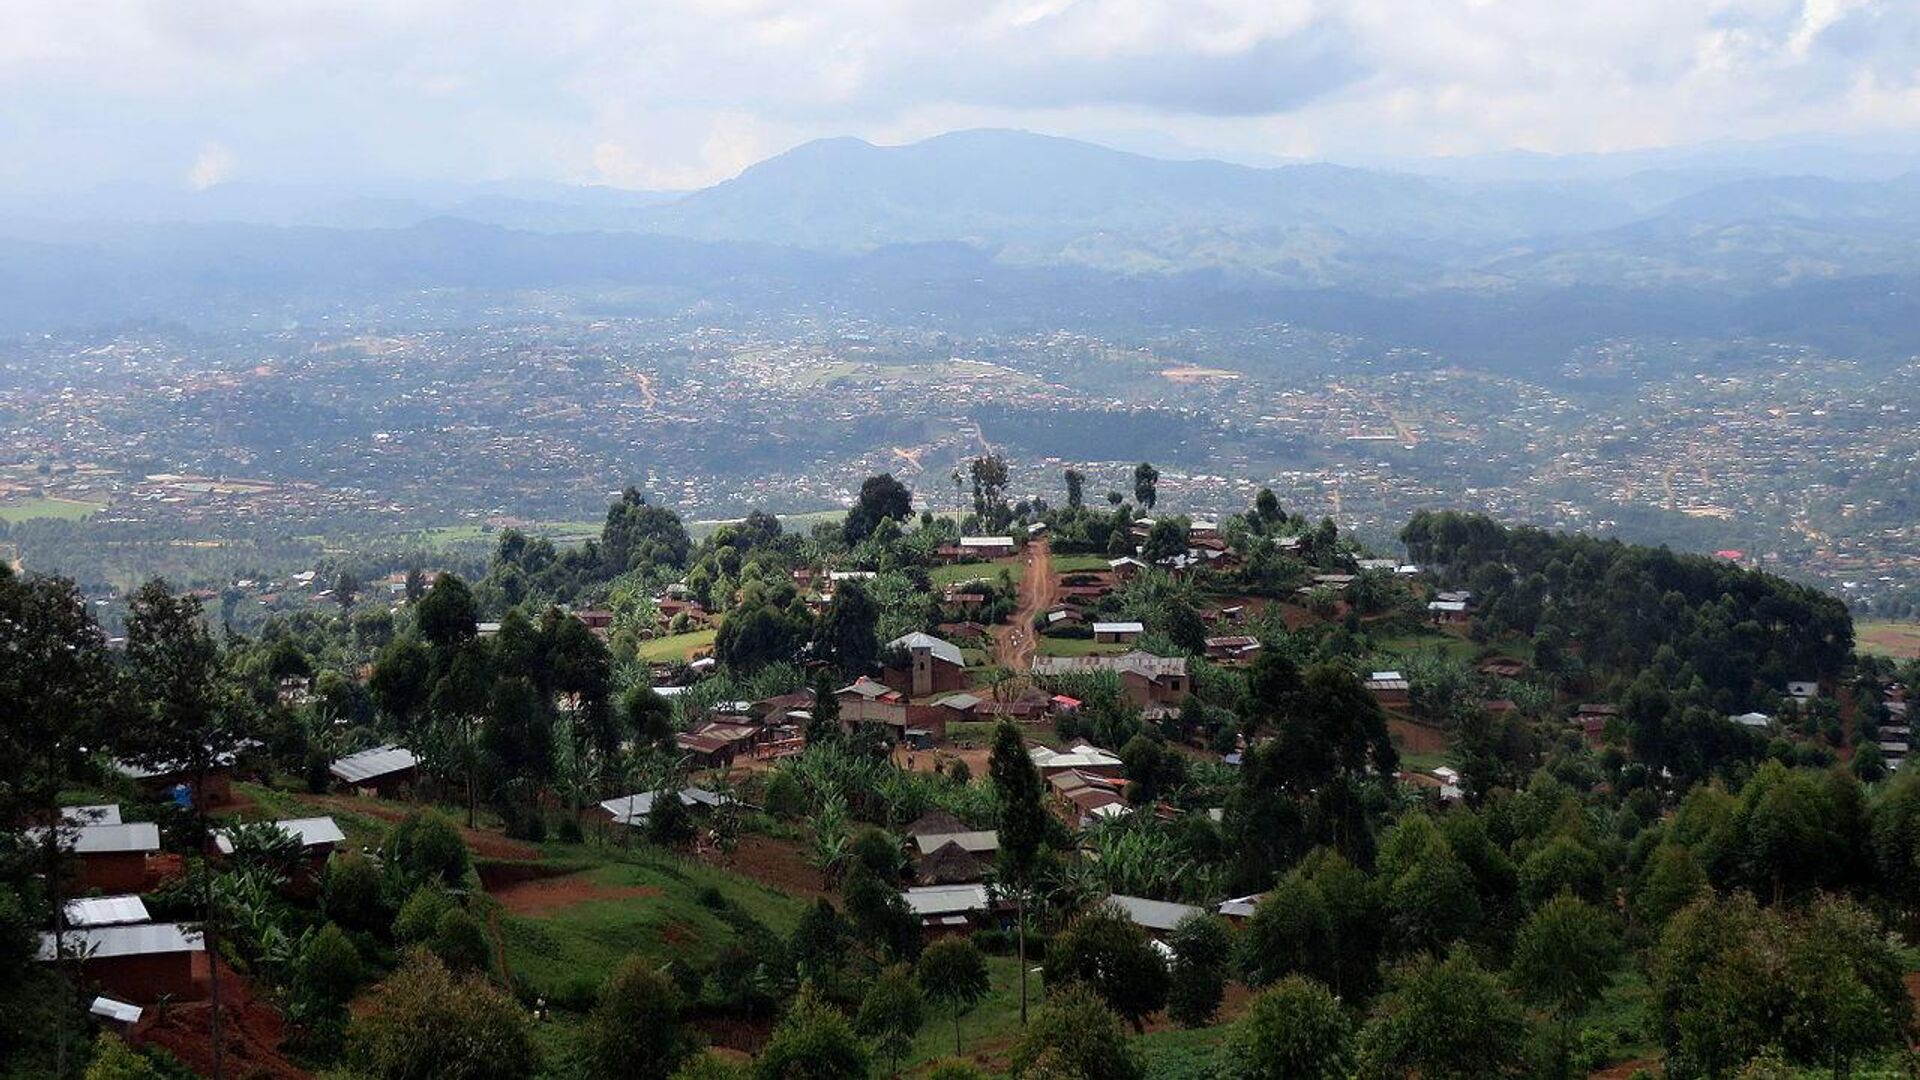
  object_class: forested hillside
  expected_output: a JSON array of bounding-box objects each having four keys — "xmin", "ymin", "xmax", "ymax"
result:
[{"xmin": 4, "ymin": 473, "xmax": 1920, "ymax": 1080}]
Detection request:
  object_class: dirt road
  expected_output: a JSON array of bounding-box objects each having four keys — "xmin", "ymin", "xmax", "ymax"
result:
[{"xmin": 991, "ymin": 540, "xmax": 1054, "ymax": 671}]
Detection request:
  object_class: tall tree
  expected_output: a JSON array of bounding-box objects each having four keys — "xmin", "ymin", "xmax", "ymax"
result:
[
  {"xmin": 990, "ymin": 721, "xmax": 1048, "ymax": 1025},
  {"xmin": 845, "ymin": 474, "xmax": 914, "ymax": 545},
  {"xmin": 0, "ymin": 569, "xmax": 120, "ymax": 1078},
  {"xmin": 1064, "ymin": 469, "xmax": 1086, "ymax": 510},
  {"xmin": 1043, "ymin": 905, "xmax": 1170, "ymax": 1032},
  {"xmin": 815, "ymin": 578, "xmax": 880, "ymax": 677},
  {"xmin": 916, "ymin": 939, "xmax": 991, "ymax": 1056},
  {"xmin": 1508, "ymin": 894, "xmax": 1618, "ymax": 1080},
  {"xmin": 415, "ymin": 573, "xmax": 479, "ymax": 655},
  {"xmin": 1132, "ymin": 462, "xmax": 1159, "ymax": 511},
  {"xmin": 124, "ymin": 579, "xmax": 249, "ymax": 1080}
]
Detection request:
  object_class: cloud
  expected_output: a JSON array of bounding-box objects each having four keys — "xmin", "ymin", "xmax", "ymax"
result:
[
  {"xmin": 0, "ymin": 0, "xmax": 1918, "ymax": 192},
  {"xmin": 187, "ymin": 142, "xmax": 235, "ymax": 190}
]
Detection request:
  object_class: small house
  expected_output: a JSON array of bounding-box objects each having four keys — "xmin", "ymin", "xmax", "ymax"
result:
[
  {"xmin": 1092, "ymin": 621, "xmax": 1144, "ymax": 645},
  {"xmin": 328, "ymin": 745, "xmax": 419, "ymax": 798},
  {"xmin": 882, "ymin": 632, "xmax": 969, "ymax": 697},
  {"xmin": 39, "ymin": 923, "xmax": 206, "ymax": 1003}
]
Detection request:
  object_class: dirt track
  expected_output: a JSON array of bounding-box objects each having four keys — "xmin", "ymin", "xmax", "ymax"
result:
[{"xmin": 991, "ymin": 540, "xmax": 1054, "ymax": 671}]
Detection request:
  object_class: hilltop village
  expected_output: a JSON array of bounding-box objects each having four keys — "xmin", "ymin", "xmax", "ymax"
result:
[{"xmin": 3, "ymin": 464, "xmax": 1917, "ymax": 1080}]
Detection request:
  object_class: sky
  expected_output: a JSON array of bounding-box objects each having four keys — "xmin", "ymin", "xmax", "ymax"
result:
[{"xmin": 2, "ymin": 0, "xmax": 1918, "ymax": 194}]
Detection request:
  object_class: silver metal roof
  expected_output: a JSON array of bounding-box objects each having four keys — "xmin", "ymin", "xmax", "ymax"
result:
[
  {"xmin": 90, "ymin": 997, "xmax": 143, "ymax": 1024},
  {"xmin": 912, "ymin": 830, "xmax": 1000, "ymax": 856},
  {"xmin": 23, "ymin": 822, "xmax": 160, "ymax": 855},
  {"xmin": 900, "ymin": 884, "xmax": 990, "ymax": 916},
  {"xmin": 887, "ymin": 631, "xmax": 965, "ymax": 669},
  {"xmin": 39, "ymin": 922, "xmax": 203, "ymax": 961},
  {"xmin": 329, "ymin": 745, "xmax": 418, "ymax": 784},
  {"xmin": 65, "ymin": 895, "xmax": 151, "ymax": 928},
  {"xmin": 61, "ymin": 805, "xmax": 122, "ymax": 826},
  {"xmin": 211, "ymin": 816, "xmax": 345, "ymax": 854},
  {"xmin": 1104, "ymin": 894, "xmax": 1202, "ymax": 932}
]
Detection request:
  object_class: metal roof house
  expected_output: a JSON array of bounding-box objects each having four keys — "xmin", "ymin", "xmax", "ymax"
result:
[
  {"xmin": 39, "ymin": 923, "xmax": 206, "ymax": 1002},
  {"xmin": 328, "ymin": 745, "xmax": 419, "ymax": 795},
  {"xmin": 64, "ymin": 895, "xmax": 151, "ymax": 929},
  {"xmin": 1103, "ymin": 894, "xmax": 1203, "ymax": 935},
  {"xmin": 210, "ymin": 816, "xmax": 346, "ymax": 856}
]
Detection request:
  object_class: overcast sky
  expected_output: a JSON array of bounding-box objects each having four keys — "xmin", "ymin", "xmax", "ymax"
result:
[{"xmin": 4, "ymin": 0, "xmax": 1917, "ymax": 193}]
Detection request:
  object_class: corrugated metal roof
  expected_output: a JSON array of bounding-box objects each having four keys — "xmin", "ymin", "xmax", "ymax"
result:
[
  {"xmin": 1104, "ymin": 894, "xmax": 1201, "ymax": 932},
  {"xmin": 912, "ymin": 830, "xmax": 1000, "ymax": 856},
  {"xmin": 598, "ymin": 787, "xmax": 729, "ymax": 826},
  {"xmin": 887, "ymin": 632, "xmax": 965, "ymax": 669},
  {"xmin": 61, "ymin": 805, "xmax": 122, "ymax": 826},
  {"xmin": 23, "ymin": 822, "xmax": 160, "ymax": 855},
  {"xmin": 329, "ymin": 745, "xmax": 418, "ymax": 784},
  {"xmin": 90, "ymin": 997, "xmax": 143, "ymax": 1025},
  {"xmin": 211, "ymin": 816, "xmax": 345, "ymax": 855},
  {"xmin": 900, "ymin": 885, "xmax": 990, "ymax": 917},
  {"xmin": 38, "ymin": 923, "xmax": 203, "ymax": 961},
  {"xmin": 65, "ymin": 895, "xmax": 151, "ymax": 928}
]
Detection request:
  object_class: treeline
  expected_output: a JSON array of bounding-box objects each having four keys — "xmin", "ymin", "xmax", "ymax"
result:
[{"xmin": 1401, "ymin": 510, "xmax": 1853, "ymax": 710}]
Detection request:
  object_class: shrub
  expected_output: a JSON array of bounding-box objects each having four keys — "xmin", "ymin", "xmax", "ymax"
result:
[
  {"xmin": 580, "ymin": 957, "xmax": 698, "ymax": 1080},
  {"xmin": 295, "ymin": 923, "xmax": 365, "ymax": 1010},
  {"xmin": 348, "ymin": 951, "xmax": 536, "ymax": 1080},
  {"xmin": 392, "ymin": 884, "xmax": 454, "ymax": 945},
  {"xmin": 83, "ymin": 1033, "xmax": 164, "ymax": 1080},
  {"xmin": 387, "ymin": 810, "xmax": 470, "ymax": 885},
  {"xmin": 429, "ymin": 907, "xmax": 492, "ymax": 974},
  {"xmin": 322, "ymin": 850, "xmax": 388, "ymax": 933}
]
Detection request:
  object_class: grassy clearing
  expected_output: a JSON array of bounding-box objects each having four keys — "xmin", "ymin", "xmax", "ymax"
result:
[
  {"xmin": 0, "ymin": 496, "xmax": 105, "ymax": 523},
  {"xmin": 1050, "ymin": 554, "xmax": 1113, "ymax": 574},
  {"xmin": 497, "ymin": 843, "xmax": 807, "ymax": 1000},
  {"xmin": 1034, "ymin": 637, "xmax": 1130, "ymax": 657},
  {"xmin": 932, "ymin": 560, "xmax": 1020, "ymax": 588},
  {"xmin": 903, "ymin": 952, "xmax": 1030, "ymax": 1068},
  {"xmin": 1371, "ymin": 629, "xmax": 1481, "ymax": 664},
  {"xmin": 636, "ymin": 629, "xmax": 717, "ymax": 662},
  {"xmin": 1858, "ymin": 621, "xmax": 1920, "ymax": 660},
  {"xmin": 225, "ymin": 781, "xmax": 394, "ymax": 850}
]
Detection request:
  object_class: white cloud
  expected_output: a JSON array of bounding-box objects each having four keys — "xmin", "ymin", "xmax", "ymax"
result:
[
  {"xmin": 0, "ymin": 0, "xmax": 1917, "ymax": 192},
  {"xmin": 187, "ymin": 142, "xmax": 234, "ymax": 190}
]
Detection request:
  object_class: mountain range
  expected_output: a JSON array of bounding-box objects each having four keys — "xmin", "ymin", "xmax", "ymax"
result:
[{"xmin": 2, "ymin": 129, "xmax": 1918, "ymax": 362}]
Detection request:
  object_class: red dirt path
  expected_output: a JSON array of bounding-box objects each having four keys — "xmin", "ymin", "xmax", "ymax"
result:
[{"xmin": 991, "ymin": 541, "xmax": 1055, "ymax": 671}]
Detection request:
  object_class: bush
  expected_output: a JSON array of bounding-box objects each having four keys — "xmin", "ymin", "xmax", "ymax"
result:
[
  {"xmin": 322, "ymin": 851, "xmax": 388, "ymax": 933},
  {"xmin": 83, "ymin": 1033, "xmax": 164, "ymax": 1080},
  {"xmin": 388, "ymin": 810, "xmax": 470, "ymax": 885},
  {"xmin": 580, "ymin": 957, "xmax": 698, "ymax": 1080},
  {"xmin": 1010, "ymin": 982, "xmax": 1142, "ymax": 1080},
  {"xmin": 429, "ymin": 907, "xmax": 492, "ymax": 974},
  {"xmin": 764, "ymin": 772, "xmax": 808, "ymax": 820},
  {"xmin": 392, "ymin": 884, "xmax": 454, "ymax": 945},
  {"xmin": 348, "ymin": 951, "xmax": 536, "ymax": 1080},
  {"xmin": 1229, "ymin": 976, "xmax": 1354, "ymax": 1080},
  {"xmin": 556, "ymin": 814, "xmax": 584, "ymax": 844},
  {"xmin": 295, "ymin": 923, "xmax": 365, "ymax": 1010}
]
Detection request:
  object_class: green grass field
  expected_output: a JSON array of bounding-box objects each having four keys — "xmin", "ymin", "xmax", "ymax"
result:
[
  {"xmin": 0, "ymin": 496, "xmax": 105, "ymax": 523},
  {"xmin": 1370, "ymin": 629, "xmax": 1481, "ymax": 664},
  {"xmin": 1857, "ymin": 621, "xmax": 1920, "ymax": 660},
  {"xmin": 636, "ymin": 629, "xmax": 717, "ymax": 662},
  {"xmin": 1034, "ymin": 636, "xmax": 1131, "ymax": 657},
  {"xmin": 495, "ymin": 844, "xmax": 808, "ymax": 1001},
  {"xmin": 1050, "ymin": 554, "xmax": 1113, "ymax": 574},
  {"xmin": 931, "ymin": 560, "xmax": 1020, "ymax": 588}
]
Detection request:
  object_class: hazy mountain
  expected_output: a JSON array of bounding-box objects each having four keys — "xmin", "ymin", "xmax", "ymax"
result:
[{"xmin": 644, "ymin": 129, "xmax": 1651, "ymax": 252}]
